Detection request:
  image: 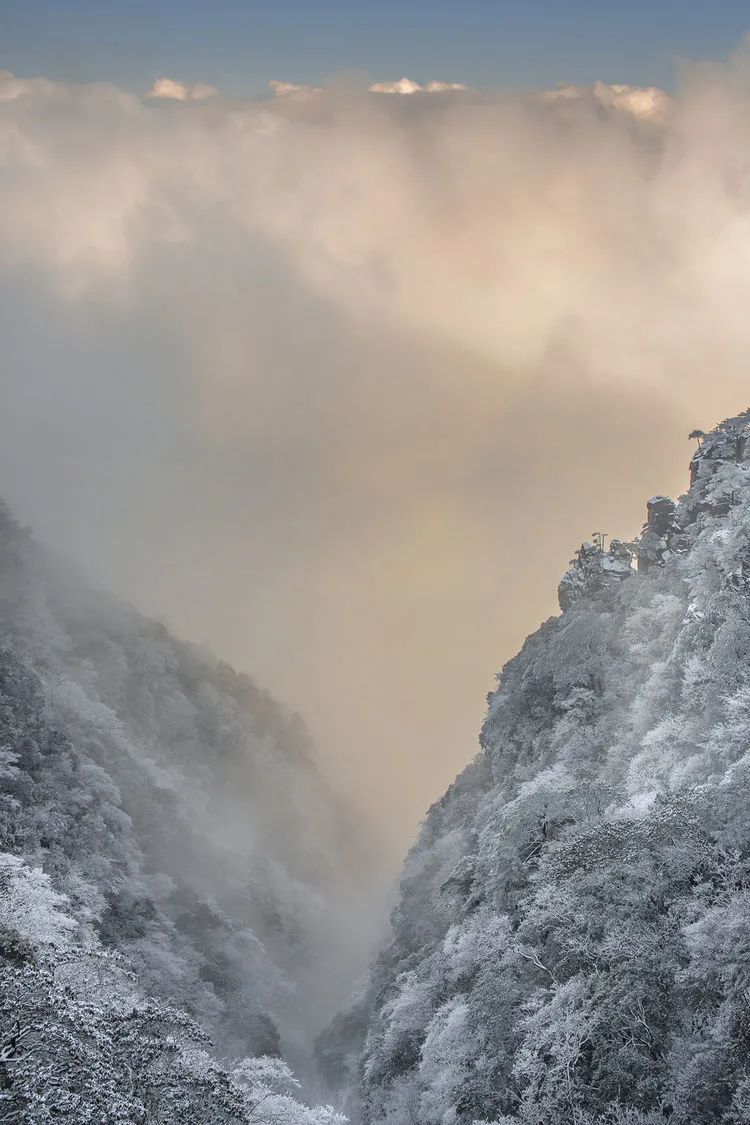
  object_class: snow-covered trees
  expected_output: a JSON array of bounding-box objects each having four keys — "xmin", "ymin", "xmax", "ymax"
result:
[
  {"xmin": 346, "ymin": 409, "xmax": 750, "ymax": 1124},
  {"xmin": 0, "ymin": 498, "xmax": 358, "ymax": 1120},
  {"xmin": 0, "ymin": 854, "xmax": 347, "ymax": 1122}
]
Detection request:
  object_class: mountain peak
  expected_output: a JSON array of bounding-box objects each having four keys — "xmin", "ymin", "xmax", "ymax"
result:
[{"xmin": 558, "ymin": 411, "xmax": 750, "ymax": 613}]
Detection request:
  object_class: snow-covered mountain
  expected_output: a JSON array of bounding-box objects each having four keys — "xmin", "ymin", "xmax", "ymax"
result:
[
  {"xmin": 0, "ymin": 499, "xmax": 361, "ymax": 1122},
  {"xmin": 327, "ymin": 409, "xmax": 750, "ymax": 1125}
]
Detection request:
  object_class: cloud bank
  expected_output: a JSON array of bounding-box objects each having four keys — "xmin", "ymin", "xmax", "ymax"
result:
[{"xmin": 0, "ymin": 56, "xmax": 749, "ymax": 859}]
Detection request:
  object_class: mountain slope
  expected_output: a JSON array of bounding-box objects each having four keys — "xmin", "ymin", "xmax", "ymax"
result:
[
  {"xmin": 347, "ymin": 410, "xmax": 750, "ymax": 1125},
  {"xmin": 0, "ymin": 498, "xmax": 364, "ymax": 1082}
]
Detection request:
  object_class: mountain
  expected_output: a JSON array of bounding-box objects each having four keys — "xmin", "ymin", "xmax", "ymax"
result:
[
  {"xmin": 331, "ymin": 410, "xmax": 750, "ymax": 1125},
  {"xmin": 0, "ymin": 498, "xmax": 360, "ymax": 1122}
]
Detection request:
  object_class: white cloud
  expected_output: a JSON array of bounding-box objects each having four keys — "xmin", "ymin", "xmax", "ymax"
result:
[
  {"xmin": 368, "ymin": 77, "xmax": 467, "ymax": 94},
  {"xmin": 423, "ymin": 81, "xmax": 469, "ymax": 93},
  {"xmin": 269, "ymin": 79, "xmax": 323, "ymax": 99},
  {"xmin": 0, "ymin": 63, "xmax": 743, "ymax": 388},
  {"xmin": 541, "ymin": 80, "xmax": 670, "ymax": 120},
  {"xmin": 369, "ymin": 77, "xmax": 423, "ymax": 94},
  {"xmin": 269, "ymin": 77, "xmax": 467, "ymax": 98},
  {"xmin": 0, "ymin": 69, "xmax": 56, "ymax": 102},
  {"xmin": 148, "ymin": 77, "xmax": 218, "ymax": 101},
  {"xmin": 594, "ymin": 81, "xmax": 670, "ymax": 120}
]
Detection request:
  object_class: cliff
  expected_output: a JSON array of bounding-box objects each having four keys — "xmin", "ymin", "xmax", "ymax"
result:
[{"xmin": 343, "ymin": 409, "xmax": 750, "ymax": 1125}]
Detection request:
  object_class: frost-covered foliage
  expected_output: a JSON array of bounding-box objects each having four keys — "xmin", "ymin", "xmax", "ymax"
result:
[
  {"xmin": 341, "ymin": 409, "xmax": 750, "ymax": 1125},
  {"xmin": 0, "ymin": 500, "xmax": 359, "ymax": 1117},
  {"xmin": 0, "ymin": 854, "xmax": 346, "ymax": 1122}
]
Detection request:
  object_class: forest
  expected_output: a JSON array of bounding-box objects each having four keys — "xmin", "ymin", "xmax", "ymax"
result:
[{"xmin": 0, "ymin": 496, "xmax": 359, "ymax": 1122}]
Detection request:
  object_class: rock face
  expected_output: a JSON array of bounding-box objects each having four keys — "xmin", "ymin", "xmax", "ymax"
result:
[
  {"xmin": 689, "ymin": 412, "xmax": 750, "ymax": 488},
  {"xmin": 339, "ymin": 408, "xmax": 750, "ymax": 1125},
  {"xmin": 558, "ymin": 539, "xmax": 635, "ymax": 610}
]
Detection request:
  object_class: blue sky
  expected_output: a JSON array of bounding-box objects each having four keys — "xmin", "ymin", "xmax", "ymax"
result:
[{"xmin": 1, "ymin": 0, "xmax": 748, "ymax": 95}]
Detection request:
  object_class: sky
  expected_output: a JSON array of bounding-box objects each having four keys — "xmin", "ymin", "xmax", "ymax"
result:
[
  {"xmin": 2, "ymin": 0, "xmax": 750, "ymax": 95},
  {"xmin": 2, "ymin": 7, "xmax": 750, "ymax": 871}
]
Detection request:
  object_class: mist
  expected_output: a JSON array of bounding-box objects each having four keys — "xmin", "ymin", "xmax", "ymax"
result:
[{"xmin": 1, "ymin": 51, "xmax": 750, "ymax": 869}]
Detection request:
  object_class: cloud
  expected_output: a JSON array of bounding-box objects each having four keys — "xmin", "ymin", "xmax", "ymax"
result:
[
  {"xmin": 148, "ymin": 77, "xmax": 218, "ymax": 100},
  {"xmin": 269, "ymin": 77, "xmax": 468, "ymax": 98},
  {"xmin": 0, "ymin": 57, "xmax": 749, "ymax": 862},
  {"xmin": 269, "ymin": 79, "xmax": 323, "ymax": 99},
  {"xmin": 423, "ymin": 80, "xmax": 468, "ymax": 93},
  {"xmin": 0, "ymin": 68, "xmax": 57, "ymax": 102},
  {"xmin": 368, "ymin": 77, "xmax": 468, "ymax": 94},
  {"xmin": 0, "ymin": 66, "xmax": 711, "ymax": 387},
  {"xmin": 541, "ymin": 80, "xmax": 670, "ymax": 120}
]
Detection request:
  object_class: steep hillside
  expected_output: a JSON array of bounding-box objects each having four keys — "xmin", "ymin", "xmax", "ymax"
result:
[
  {"xmin": 337, "ymin": 410, "xmax": 750, "ymax": 1125},
  {"xmin": 0, "ymin": 498, "xmax": 364, "ymax": 1119}
]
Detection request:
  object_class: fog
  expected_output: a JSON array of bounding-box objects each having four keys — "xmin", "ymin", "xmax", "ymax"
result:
[{"xmin": 1, "ymin": 52, "xmax": 750, "ymax": 868}]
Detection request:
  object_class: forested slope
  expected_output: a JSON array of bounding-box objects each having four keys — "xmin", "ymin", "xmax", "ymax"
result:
[
  {"xmin": 0, "ymin": 499, "xmax": 359, "ymax": 1122},
  {"xmin": 332, "ymin": 410, "xmax": 750, "ymax": 1125}
]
